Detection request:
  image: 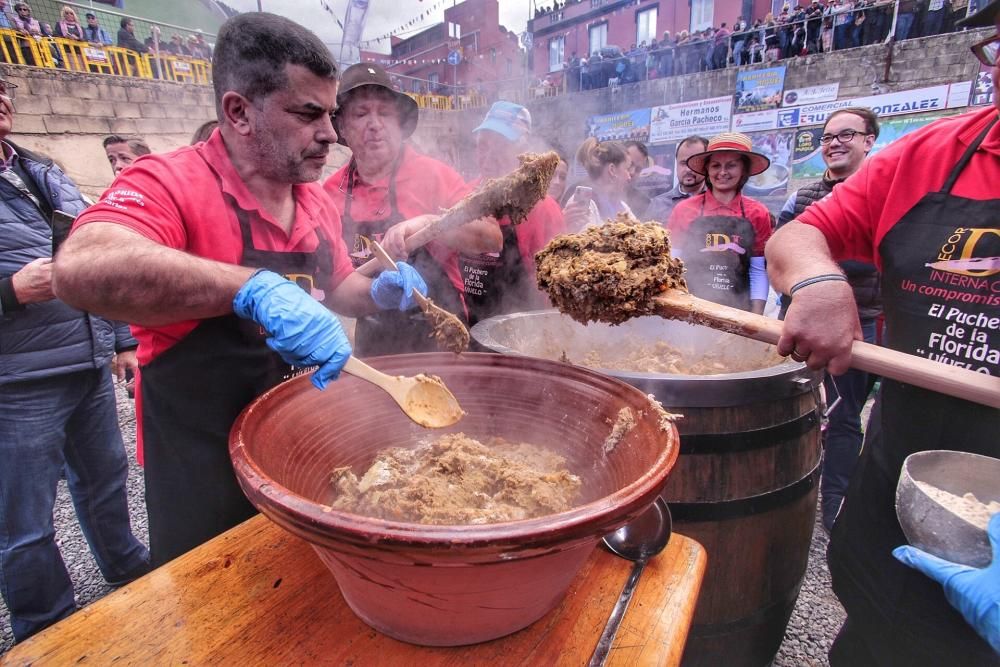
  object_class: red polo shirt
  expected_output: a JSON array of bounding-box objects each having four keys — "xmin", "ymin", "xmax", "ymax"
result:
[
  {"xmin": 467, "ymin": 177, "xmax": 566, "ymax": 274},
  {"xmin": 324, "ymin": 145, "xmax": 471, "ymax": 292},
  {"xmin": 796, "ymin": 106, "xmax": 1000, "ymax": 269},
  {"xmin": 74, "ymin": 129, "xmax": 355, "ymax": 365},
  {"xmin": 667, "ymin": 190, "xmax": 773, "ymax": 255}
]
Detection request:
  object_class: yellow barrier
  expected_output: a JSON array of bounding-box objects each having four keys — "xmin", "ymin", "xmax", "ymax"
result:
[
  {"xmin": 0, "ymin": 28, "xmax": 50, "ymax": 68},
  {"xmin": 145, "ymin": 53, "xmax": 211, "ymax": 84}
]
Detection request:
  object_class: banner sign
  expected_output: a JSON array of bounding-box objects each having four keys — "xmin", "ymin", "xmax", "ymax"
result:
[
  {"xmin": 790, "ymin": 85, "xmax": 952, "ymax": 127},
  {"xmin": 744, "ymin": 130, "xmax": 795, "ymax": 197},
  {"xmin": 791, "ymin": 110, "xmax": 961, "ymax": 180},
  {"xmin": 970, "ymin": 63, "xmax": 995, "ymax": 107},
  {"xmin": 586, "ymin": 108, "xmax": 651, "ymax": 142},
  {"xmin": 782, "ymin": 83, "xmax": 839, "ymax": 107},
  {"xmin": 734, "ymin": 66, "xmax": 786, "ymax": 113},
  {"xmin": 650, "ymin": 96, "xmax": 733, "ymax": 144},
  {"xmin": 84, "ymin": 47, "xmax": 108, "ymax": 63},
  {"xmin": 732, "ymin": 109, "xmax": 780, "ymax": 133}
]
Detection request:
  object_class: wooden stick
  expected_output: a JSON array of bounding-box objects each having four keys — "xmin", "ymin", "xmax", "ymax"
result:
[{"xmin": 653, "ymin": 290, "xmax": 1000, "ymax": 409}]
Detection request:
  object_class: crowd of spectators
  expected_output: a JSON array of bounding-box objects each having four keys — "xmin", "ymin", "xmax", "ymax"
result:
[{"xmin": 559, "ymin": 0, "xmax": 974, "ymax": 92}]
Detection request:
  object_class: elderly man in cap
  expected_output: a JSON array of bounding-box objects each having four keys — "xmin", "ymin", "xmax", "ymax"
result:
[
  {"xmin": 82, "ymin": 11, "xmax": 112, "ymax": 45},
  {"xmin": 459, "ymin": 101, "xmax": 564, "ymax": 328},
  {"xmin": 765, "ymin": 0, "xmax": 1000, "ymax": 661},
  {"xmin": 666, "ymin": 132, "xmax": 773, "ymax": 314},
  {"xmin": 54, "ymin": 13, "xmax": 428, "ymax": 568},
  {"xmin": 325, "ymin": 63, "xmax": 501, "ymax": 356}
]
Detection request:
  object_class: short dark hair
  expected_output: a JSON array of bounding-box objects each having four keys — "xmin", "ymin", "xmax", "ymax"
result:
[
  {"xmin": 119, "ymin": 17, "xmax": 131, "ymax": 28},
  {"xmin": 676, "ymin": 135, "xmax": 709, "ymax": 157},
  {"xmin": 103, "ymin": 134, "xmax": 151, "ymax": 156},
  {"xmin": 212, "ymin": 13, "xmax": 338, "ymax": 111},
  {"xmin": 825, "ymin": 106, "xmax": 880, "ymax": 139},
  {"xmin": 624, "ymin": 140, "xmax": 649, "ymax": 159}
]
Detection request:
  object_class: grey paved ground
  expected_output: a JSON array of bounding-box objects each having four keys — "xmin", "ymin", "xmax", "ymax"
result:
[{"xmin": 0, "ymin": 384, "xmax": 845, "ymax": 663}]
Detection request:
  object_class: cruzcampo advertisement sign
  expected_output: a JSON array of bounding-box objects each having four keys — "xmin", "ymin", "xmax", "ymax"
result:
[
  {"xmin": 586, "ymin": 108, "xmax": 652, "ymax": 142},
  {"xmin": 650, "ymin": 96, "xmax": 733, "ymax": 144},
  {"xmin": 734, "ymin": 66, "xmax": 787, "ymax": 113}
]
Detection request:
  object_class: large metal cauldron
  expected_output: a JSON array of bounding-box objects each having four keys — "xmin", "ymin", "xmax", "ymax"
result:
[{"xmin": 472, "ymin": 311, "xmax": 824, "ymax": 667}]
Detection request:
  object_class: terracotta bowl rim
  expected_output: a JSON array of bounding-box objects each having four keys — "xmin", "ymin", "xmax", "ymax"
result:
[{"xmin": 229, "ymin": 352, "xmax": 680, "ymax": 550}]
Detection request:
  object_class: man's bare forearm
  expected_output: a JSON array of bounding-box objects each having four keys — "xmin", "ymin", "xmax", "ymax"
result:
[
  {"xmin": 438, "ymin": 217, "xmax": 503, "ymax": 254},
  {"xmin": 765, "ymin": 221, "xmax": 844, "ymax": 292},
  {"xmin": 53, "ymin": 223, "xmax": 255, "ymax": 326},
  {"xmin": 325, "ymin": 272, "xmax": 377, "ymax": 318}
]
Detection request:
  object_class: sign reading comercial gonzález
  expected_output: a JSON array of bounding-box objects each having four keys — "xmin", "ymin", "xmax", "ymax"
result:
[
  {"xmin": 786, "ymin": 85, "xmax": 956, "ymax": 127},
  {"xmin": 649, "ymin": 96, "xmax": 733, "ymax": 144}
]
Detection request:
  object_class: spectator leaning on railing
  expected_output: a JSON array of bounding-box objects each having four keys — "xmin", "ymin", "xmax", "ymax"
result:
[
  {"xmin": 117, "ymin": 17, "xmax": 147, "ymax": 53},
  {"xmin": 83, "ymin": 11, "xmax": 112, "ymax": 45},
  {"xmin": 53, "ymin": 5, "xmax": 83, "ymax": 40}
]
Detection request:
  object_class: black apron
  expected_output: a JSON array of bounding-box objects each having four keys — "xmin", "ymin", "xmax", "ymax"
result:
[
  {"xmin": 459, "ymin": 222, "xmax": 529, "ymax": 328},
  {"xmin": 827, "ymin": 117, "xmax": 1000, "ymax": 665},
  {"xmin": 340, "ymin": 159, "xmax": 467, "ymax": 357},
  {"xmin": 676, "ymin": 196, "xmax": 756, "ymax": 310},
  {"xmin": 141, "ymin": 191, "xmax": 334, "ymax": 568}
]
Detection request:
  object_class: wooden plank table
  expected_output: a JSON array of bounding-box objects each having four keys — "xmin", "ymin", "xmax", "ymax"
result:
[{"xmin": 2, "ymin": 515, "xmax": 706, "ymax": 666}]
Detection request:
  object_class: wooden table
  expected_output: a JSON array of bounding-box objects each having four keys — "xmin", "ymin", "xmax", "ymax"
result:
[{"xmin": 2, "ymin": 515, "xmax": 705, "ymax": 666}]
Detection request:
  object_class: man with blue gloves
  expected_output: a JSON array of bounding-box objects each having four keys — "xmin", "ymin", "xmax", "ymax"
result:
[
  {"xmin": 52, "ymin": 13, "xmax": 428, "ymax": 567},
  {"xmin": 765, "ymin": 0, "xmax": 1000, "ymax": 658}
]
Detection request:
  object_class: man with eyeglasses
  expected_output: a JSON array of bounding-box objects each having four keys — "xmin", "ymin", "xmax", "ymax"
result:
[
  {"xmin": 0, "ymin": 75, "xmax": 151, "ymax": 642},
  {"xmin": 765, "ymin": 0, "xmax": 1000, "ymax": 662},
  {"xmin": 776, "ymin": 107, "xmax": 881, "ymax": 536},
  {"xmin": 52, "ymin": 14, "xmax": 429, "ymax": 569}
]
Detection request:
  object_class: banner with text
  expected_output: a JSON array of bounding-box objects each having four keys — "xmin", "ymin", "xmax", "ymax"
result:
[
  {"xmin": 650, "ymin": 96, "xmax": 733, "ymax": 144},
  {"xmin": 586, "ymin": 108, "xmax": 652, "ymax": 142},
  {"xmin": 782, "ymin": 83, "xmax": 839, "ymax": 107},
  {"xmin": 732, "ymin": 109, "xmax": 780, "ymax": 132},
  {"xmin": 734, "ymin": 66, "xmax": 787, "ymax": 113},
  {"xmin": 780, "ymin": 85, "xmax": 954, "ymax": 128}
]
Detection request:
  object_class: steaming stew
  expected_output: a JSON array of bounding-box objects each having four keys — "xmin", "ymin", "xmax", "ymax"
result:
[
  {"xmin": 328, "ymin": 433, "xmax": 581, "ymax": 524},
  {"xmin": 563, "ymin": 340, "xmax": 787, "ymax": 375},
  {"xmin": 535, "ymin": 217, "xmax": 686, "ymax": 325}
]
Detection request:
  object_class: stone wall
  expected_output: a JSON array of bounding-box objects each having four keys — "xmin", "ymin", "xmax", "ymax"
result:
[
  {"xmin": 0, "ymin": 65, "xmax": 216, "ymax": 197},
  {"xmin": 414, "ymin": 28, "xmax": 992, "ymax": 176}
]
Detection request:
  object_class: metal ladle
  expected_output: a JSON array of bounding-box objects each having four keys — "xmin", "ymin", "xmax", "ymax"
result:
[{"xmin": 588, "ymin": 497, "xmax": 673, "ymax": 667}]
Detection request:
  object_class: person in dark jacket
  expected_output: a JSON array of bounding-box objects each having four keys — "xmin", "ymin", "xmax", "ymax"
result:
[
  {"xmin": 0, "ymin": 75, "xmax": 149, "ymax": 643},
  {"xmin": 116, "ymin": 17, "xmax": 147, "ymax": 53},
  {"xmin": 777, "ymin": 106, "xmax": 881, "ymax": 533}
]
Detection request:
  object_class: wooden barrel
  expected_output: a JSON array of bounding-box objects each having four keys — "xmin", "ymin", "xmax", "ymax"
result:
[
  {"xmin": 661, "ymin": 386, "xmax": 821, "ymax": 667},
  {"xmin": 470, "ymin": 312, "xmax": 823, "ymax": 667}
]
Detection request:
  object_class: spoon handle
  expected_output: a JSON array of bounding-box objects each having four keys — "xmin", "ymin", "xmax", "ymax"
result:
[
  {"xmin": 588, "ymin": 558, "xmax": 648, "ymax": 667},
  {"xmin": 341, "ymin": 356, "xmax": 393, "ymax": 388}
]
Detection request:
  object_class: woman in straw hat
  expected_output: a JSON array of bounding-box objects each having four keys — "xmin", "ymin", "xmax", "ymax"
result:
[{"xmin": 666, "ymin": 131, "xmax": 774, "ymax": 313}]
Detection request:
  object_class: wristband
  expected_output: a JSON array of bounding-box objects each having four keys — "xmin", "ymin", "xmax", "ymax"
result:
[{"xmin": 788, "ymin": 273, "xmax": 848, "ymax": 296}]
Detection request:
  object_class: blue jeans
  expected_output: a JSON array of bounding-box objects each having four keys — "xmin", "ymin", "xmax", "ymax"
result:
[
  {"xmin": 0, "ymin": 367, "xmax": 148, "ymax": 641},
  {"xmin": 895, "ymin": 12, "xmax": 915, "ymax": 40},
  {"xmin": 821, "ymin": 318, "xmax": 878, "ymax": 533}
]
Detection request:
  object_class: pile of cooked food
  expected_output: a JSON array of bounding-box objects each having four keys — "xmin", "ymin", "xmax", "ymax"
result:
[
  {"xmin": 535, "ymin": 217, "xmax": 687, "ymax": 325},
  {"xmin": 567, "ymin": 340, "xmax": 787, "ymax": 375},
  {"xmin": 329, "ymin": 433, "xmax": 581, "ymax": 525}
]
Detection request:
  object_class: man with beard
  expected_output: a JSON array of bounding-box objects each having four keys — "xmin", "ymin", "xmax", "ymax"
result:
[
  {"xmin": 645, "ymin": 135, "xmax": 709, "ymax": 222},
  {"xmin": 52, "ymin": 13, "xmax": 428, "ymax": 568},
  {"xmin": 325, "ymin": 63, "xmax": 501, "ymax": 356},
  {"xmin": 765, "ymin": 1, "xmax": 1000, "ymax": 660},
  {"xmin": 777, "ymin": 107, "xmax": 882, "ymax": 535}
]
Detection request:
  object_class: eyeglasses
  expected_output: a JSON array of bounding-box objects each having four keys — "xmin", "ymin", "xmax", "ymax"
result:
[
  {"xmin": 0, "ymin": 80, "xmax": 18, "ymax": 101},
  {"xmin": 971, "ymin": 34, "xmax": 999, "ymax": 67},
  {"xmin": 819, "ymin": 129, "xmax": 870, "ymax": 145}
]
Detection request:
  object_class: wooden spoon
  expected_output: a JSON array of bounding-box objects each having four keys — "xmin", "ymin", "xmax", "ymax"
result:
[
  {"xmin": 341, "ymin": 356, "xmax": 464, "ymax": 429},
  {"xmin": 653, "ymin": 289, "xmax": 1000, "ymax": 410},
  {"xmin": 369, "ymin": 241, "xmax": 470, "ymax": 353}
]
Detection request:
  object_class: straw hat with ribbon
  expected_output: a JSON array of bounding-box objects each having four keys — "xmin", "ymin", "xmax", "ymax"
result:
[{"xmin": 685, "ymin": 132, "xmax": 771, "ymax": 177}]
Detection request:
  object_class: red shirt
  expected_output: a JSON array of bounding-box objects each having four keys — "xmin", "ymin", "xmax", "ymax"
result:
[
  {"xmin": 74, "ymin": 129, "xmax": 355, "ymax": 365},
  {"xmin": 466, "ymin": 178, "xmax": 565, "ymax": 274},
  {"xmin": 797, "ymin": 106, "xmax": 1000, "ymax": 269},
  {"xmin": 324, "ymin": 146, "xmax": 471, "ymax": 292},
  {"xmin": 667, "ymin": 190, "xmax": 773, "ymax": 255}
]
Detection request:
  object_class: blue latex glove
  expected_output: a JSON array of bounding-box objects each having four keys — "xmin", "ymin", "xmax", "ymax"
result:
[
  {"xmin": 893, "ymin": 512, "xmax": 1000, "ymax": 654},
  {"xmin": 370, "ymin": 260, "xmax": 427, "ymax": 311},
  {"xmin": 233, "ymin": 270, "xmax": 352, "ymax": 390}
]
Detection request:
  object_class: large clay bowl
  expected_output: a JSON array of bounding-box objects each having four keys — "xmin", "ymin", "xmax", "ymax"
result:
[
  {"xmin": 896, "ymin": 450, "xmax": 1000, "ymax": 568},
  {"xmin": 230, "ymin": 352, "xmax": 679, "ymax": 646}
]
